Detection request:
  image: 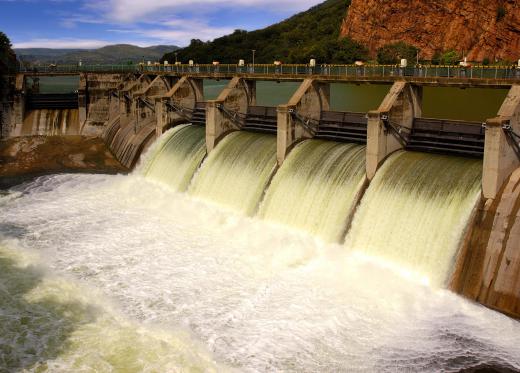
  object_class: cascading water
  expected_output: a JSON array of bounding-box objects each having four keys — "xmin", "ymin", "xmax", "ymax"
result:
[
  {"xmin": 1, "ymin": 127, "xmax": 519, "ymax": 372},
  {"xmin": 22, "ymin": 109, "xmax": 79, "ymax": 135},
  {"xmin": 1, "ymin": 173, "xmax": 518, "ymax": 372},
  {"xmin": 142, "ymin": 124, "xmax": 206, "ymax": 191},
  {"xmin": 259, "ymin": 139, "xmax": 366, "ymax": 242},
  {"xmin": 345, "ymin": 151, "xmax": 482, "ymax": 286},
  {"xmin": 189, "ymin": 131, "xmax": 277, "ymax": 215}
]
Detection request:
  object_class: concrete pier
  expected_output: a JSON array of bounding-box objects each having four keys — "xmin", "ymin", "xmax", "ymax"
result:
[
  {"xmin": 277, "ymin": 78, "xmax": 330, "ymax": 165},
  {"xmin": 156, "ymin": 76, "xmax": 203, "ymax": 136},
  {"xmin": 206, "ymin": 77, "xmax": 256, "ymax": 153},
  {"xmin": 482, "ymin": 85, "xmax": 520, "ymax": 199},
  {"xmin": 366, "ymin": 82, "xmax": 422, "ymax": 180}
]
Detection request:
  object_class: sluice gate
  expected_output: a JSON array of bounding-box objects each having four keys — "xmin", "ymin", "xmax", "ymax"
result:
[
  {"xmin": 191, "ymin": 102, "xmax": 207, "ymax": 126},
  {"xmin": 406, "ymin": 118, "xmax": 485, "ymax": 157},
  {"xmin": 243, "ymin": 106, "xmax": 277, "ymax": 134},
  {"xmin": 26, "ymin": 93, "xmax": 79, "ymax": 110},
  {"xmin": 316, "ymin": 111, "xmax": 367, "ymax": 143}
]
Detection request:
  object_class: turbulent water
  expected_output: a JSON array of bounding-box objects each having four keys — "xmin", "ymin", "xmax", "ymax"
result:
[
  {"xmin": 143, "ymin": 125, "xmax": 206, "ymax": 192},
  {"xmin": 0, "ymin": 173, "xmax": 519, "ymax": 372},
  {"xmin": 189, "ymin": 131, "xmax": 277, "ymax": 215},
  {"xmin": 346, "ymin": 151, "xmax": 482, "ymax": 287},
  {"xmin": 259, "ymin": 140, "xmax": 366, "ymax": 242}
]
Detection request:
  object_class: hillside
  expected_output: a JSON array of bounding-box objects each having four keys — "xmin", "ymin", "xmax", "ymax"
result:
[
  {"xmin": 163, "ymin": 0, "xmax": 367, "ymax": 64},
  {"xmin": 341, "ymin": 0, "xmax": 520, "ymax": 62},
  {"xmin": 16, "ymin": 44, "xmax": 178, "ymax": 64}
]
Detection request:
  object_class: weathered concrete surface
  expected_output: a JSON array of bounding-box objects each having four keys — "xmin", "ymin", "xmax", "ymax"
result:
[
  {"xmin": 100, "ymin": 74, "xmax": 167, "ymax": 169},
  {"xmin": 133, "ymin": 75, "xmax": 170, "ymax": 133},
  {"xmin": 0, "ymin": 136, "xmax": 126, "ymax": 188},
  {"xmin": 482, "ymin": 85, "xmax": 520, "ymax": 199},
  {"xmin": 156, "ymin": 76, "xmax": 203, "ymax": 135},
  {"xmin": 206, "ymin": 77, "xmax": 256, "ymax": 153},
  {"xmin": 277, "ymin": 78, "xmax": 329, "ymax": 165},
  {"xmin": 10, "ymin": 74, "xmax": 26, "ymax": 137},
  {"xmin": 81, "ymin": 73, "xmax": 132, "ymax": 136},
  {"xmin": 119, "ymin": 75, "xmax": 152, "ymax": 128},
  {"xmin": 366, "ymin": 82, "xmax": 421, "ymax": 179},
  {"xmin": 453, "ymin": 168, "xmax": 520, "ymax": 319}
]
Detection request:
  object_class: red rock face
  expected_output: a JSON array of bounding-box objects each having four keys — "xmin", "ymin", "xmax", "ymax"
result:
[{"xmin": 340, "ymin": 0, "xmax": 520, "ymax": 62}]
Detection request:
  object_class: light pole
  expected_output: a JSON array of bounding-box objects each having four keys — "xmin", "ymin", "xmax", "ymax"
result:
[
  {"xmin": 175, "ymin": 52, "xmax": 178, "ymax": 64},
  {"xmin": 252, "ymin": 49, "xmax": 256, "ymax": 73}
]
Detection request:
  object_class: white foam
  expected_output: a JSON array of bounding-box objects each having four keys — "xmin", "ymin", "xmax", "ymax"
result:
[{"xmin": 0, "ymin": 173, "xmax": 519, "ymax": 372}]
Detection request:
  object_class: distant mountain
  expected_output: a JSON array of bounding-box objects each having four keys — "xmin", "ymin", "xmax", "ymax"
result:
[{"xmin": 16, "ymin": 44, "xmax": 179, "ymax": 64}]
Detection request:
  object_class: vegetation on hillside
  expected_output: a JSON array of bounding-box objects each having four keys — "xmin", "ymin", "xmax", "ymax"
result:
[
  {"xmin": 0, "ymin": 32, "xmax": 16, "ymax": 72},
  {"xmin": 16, "ymin": 44, "xmax": 179, "ymax": 65},
  {"xmin": 163, "ymin": 0, "xmax": 368, "ymax": 65},
  {"xmin": 376, "ymin": 42, "xmax": 419, "ymax": 65}
]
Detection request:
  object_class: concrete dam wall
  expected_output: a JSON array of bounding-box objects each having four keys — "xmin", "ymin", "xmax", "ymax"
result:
[{"xmin": 6, "ymin": 72, "xmax": 520, "ymax": 319}]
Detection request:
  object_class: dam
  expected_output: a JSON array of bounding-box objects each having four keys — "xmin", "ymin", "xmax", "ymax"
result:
[{"xmin": 1, "ymin": 67, "xmax": 520, "ymax": 371}]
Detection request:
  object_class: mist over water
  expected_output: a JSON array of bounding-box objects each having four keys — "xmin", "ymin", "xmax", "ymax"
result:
[{"xmin": 1, "ymin": 172, "xmax": 519, "ymax": 372}]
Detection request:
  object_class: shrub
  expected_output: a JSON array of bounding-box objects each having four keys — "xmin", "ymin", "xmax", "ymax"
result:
[
  {"xmin": 376, "ymin": 42, "xmax": 419, "ymax": 64},
  {"xmin": 496, "ymin": 6, "xmax": 506, "ymax": 22},
  {"xmin": 440, "ymin": 50, "xmax": 459, "ymax": 65}
]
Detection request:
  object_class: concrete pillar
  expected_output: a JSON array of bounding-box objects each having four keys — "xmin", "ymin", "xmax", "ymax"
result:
[
  {"xmin": 78, "ymin": 73, "xmax": 87, "ymax": 129},
  {"xmin": 11, "ymin": 74, "xmax": 26, "ymax": 137},
  {"xmin": 276, "ymin": 79, "xmax": 328, "ymax": 165},
  {"xmin": 118, "ymin": 74, "xmax": 150, "ymax": 127},
  {"xmin": 482, "ymin": 85, "xmax": 520, "ymax": 199},
  {"xmin": 366, "ymin": 82, "xmax": 422, "ymax": 180},
  {"xmin": 245, "ymin": 80, "xmax": 256, "ymax": 106},
  {"xmin": 156, "ymin": 76, "xmax": 204, "ymax": 135},
  {"xmin": 206, "ymin": 76, "xmax": 255, "ymax": 153}
]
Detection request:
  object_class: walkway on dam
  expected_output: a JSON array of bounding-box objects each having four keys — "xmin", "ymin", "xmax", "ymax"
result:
[{"xmin": 18, "ymin": 64, "xmax": 520, "ymax": 87}]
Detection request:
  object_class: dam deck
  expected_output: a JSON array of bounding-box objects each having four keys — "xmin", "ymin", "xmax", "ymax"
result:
[{"xmin": 18, "ymin": 64, "xmax": 520, "ymax": 88}]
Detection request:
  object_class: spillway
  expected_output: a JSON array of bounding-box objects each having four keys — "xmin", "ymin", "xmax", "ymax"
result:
[
  {"xmin": 189, "ymin": 131, "xmax": 277, "ymax": 215},
  {"xmin": 346, "ymin": 151, "xmax": 482, "ymax": 286},
  {"xmin": 143, "ymin": 124, "xmax": 206, "ymax": 192},
  {"xmin": 259, "ymin": 140, "xmax": 366, "ymax": 242},
  {"xmin": 22, "ymin": 109, "xmax": 79, "ymax": 135}
]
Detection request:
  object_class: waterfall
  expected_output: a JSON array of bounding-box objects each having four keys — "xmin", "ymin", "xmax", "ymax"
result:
[
  {"xmin": 345, "ymin": 151, "xmax": 482, "ymax": 286},
  {"xmin": 189, "ymin": 131, "xmax": 277, "ymax": 215},
  {"xmin": 259, "ymin": 140, "xmax": 366, "ymax": 242},
  {"xmin": 22, "ymin": 109, "xmax": 79, "ymax": 135},
  {"xmin": 143, "ymin": 124, "xmax": 206, "ymax": 192}
]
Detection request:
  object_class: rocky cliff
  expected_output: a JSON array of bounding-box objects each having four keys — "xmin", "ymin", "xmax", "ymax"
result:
[{"xmin": 340, "ymin": 0, "xmax": 520, "ymax": 62}]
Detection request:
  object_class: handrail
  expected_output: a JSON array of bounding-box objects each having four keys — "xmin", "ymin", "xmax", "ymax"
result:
[{"xmin": 16, "ymin": 63, "xmax": 520, "ymax": 81}]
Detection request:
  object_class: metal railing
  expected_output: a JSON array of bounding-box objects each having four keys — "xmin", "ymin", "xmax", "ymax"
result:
[{"xmin": 17, "ymin": 64, "xmax": 520, "ymax": 80}]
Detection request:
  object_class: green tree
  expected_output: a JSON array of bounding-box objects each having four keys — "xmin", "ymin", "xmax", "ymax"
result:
[
  {"xmin": 377, "ymin": 42, "xmax": 419, "ymax": 64},
  {"xmin": 0, "ymin": 31, "xmax": 16, "ymax": 72},
  {"xmin": 440, "ymin": 50, "xmax": 459, "ymax": 65}
]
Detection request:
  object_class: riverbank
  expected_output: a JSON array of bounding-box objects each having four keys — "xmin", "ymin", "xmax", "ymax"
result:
[{"xmin": 0, "ymin": 136, "xmax": 127, "ymax": 188}]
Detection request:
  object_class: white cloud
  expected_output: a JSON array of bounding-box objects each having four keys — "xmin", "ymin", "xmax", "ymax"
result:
[
  {"xmin": 109, "ymin": 18, "xmax": 235, "ymax": 46},
  {"xmin": 88, "ymin": 0, "xmax": 322, "ymax": 23}
]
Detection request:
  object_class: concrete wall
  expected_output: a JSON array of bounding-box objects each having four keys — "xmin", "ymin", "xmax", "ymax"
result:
[
  {"xmin": 156, "ymin": 76, "xmax": 203, "ymax": 136},
  {"xmin": 454, "ymin": 168, "xmax": 520, "ymax": 319},
  {"xmin": 206, "ymin": 77, "xmax": 256, "ymax": 153},
  {"xmin": 482, "ymin": 85, "xmax": 520, "ymax": 199},
  {"xmin": 366, "ymin": 82, "xmax": 422, "ymax": 180},
  {"xmin": 81, "ymin": 73, "xmax": 132, "ymax": 136},
  {"xmin": 277, "ymin": 78, "xmax": 329, "ymax": 165},
  {"xmin": 119, "ymin": 74, "xmax": 152, "ymax": 128},
  {"xmin": 10, "ymin": 74, "xmax": 26, "ymax": 137}
]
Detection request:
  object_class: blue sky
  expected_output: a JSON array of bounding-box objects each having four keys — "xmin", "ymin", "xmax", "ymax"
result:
[{"xmin": 0, "ymin": 0, "xmax": 323, "ymax": 49}]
